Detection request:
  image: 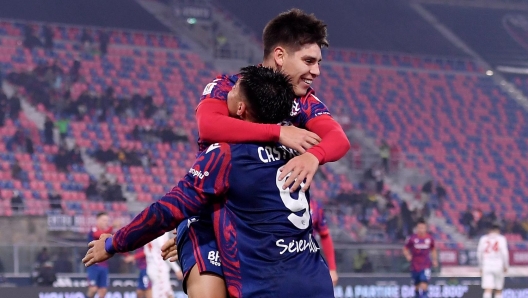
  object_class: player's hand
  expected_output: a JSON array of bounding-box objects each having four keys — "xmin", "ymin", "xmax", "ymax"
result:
[
  {"xmin": 405, "ymin": 255, "xmax": 412, "ymax": 262},
  {"xmin": 279, "ymin": 153, "xmax": 319, "ymax": 192},
  {"xmin": 175, "ymin": 270, "xmax": 184, "ymax": 281},
  {"xmin": 82, "ymin": 233, "xmax": 113, "ymax": 267},
  {"xmin": 161, "ymin": 237, "xmax": 178, "ymax": 262},
  {"xmin": 433, "ymin": 259, "xmax": 439, "ymax": 268},
  {"xmin": 279, "ymin": 126, "xmax": 321, "ymax": 154},
  {"xmin": 330, "ymin": 270, "xmax": 339, "ymax": 286}
]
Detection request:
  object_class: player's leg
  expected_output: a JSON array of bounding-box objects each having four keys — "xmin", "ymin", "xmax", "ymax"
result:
[
  {"xmin": 494, "ymin": 270, "xmax": 505, "ymax": 298},
  {"xmin": 481, "ymin": 270, "xmax": 494, "ymax": 298},
  {"xmin": 86, "ymin": 266, "xmax": 99, "ymax": 298},
  {"xmin": 137, "ymin": 269, "xmax": 152, "ymax": 298},
  {"xmin": 176, "ymin": 218, "xmax": 226, "ymax": 298},
  {"xmin": 417, "ymin": 269, "xmax": 431, "ymax": 298},
  {"xmin": 186, "ymin": 265, "xmax": 226, "ymax": 298},
  {"xmin": 96, "ymin": 267, "xmax": 108, "ymax": 298}
]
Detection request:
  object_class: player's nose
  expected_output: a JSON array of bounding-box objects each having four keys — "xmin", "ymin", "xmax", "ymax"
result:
[{"xmin": 310, "ymin": 64, "xmax": 320, "ymax": 77}]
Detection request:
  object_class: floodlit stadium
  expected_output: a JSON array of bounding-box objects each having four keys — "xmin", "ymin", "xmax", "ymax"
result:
[{"xmin": 0, "ymin": 0, "xmax": 526, "ymax": 297}]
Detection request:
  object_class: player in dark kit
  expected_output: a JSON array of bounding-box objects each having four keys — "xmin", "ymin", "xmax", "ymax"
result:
[
  {"xmin": 86, "ymin": 212, "xmax": 112, "ymax": 298},
  {"xmin": 403, "ymin": 218, "xmax": 439, "ymax": 298},
  {"xmin": 161, "ymin": 9, "xmax": 348, "ymax": 297},
  {"xmin": 83, "ymin": 66, "xmax": 335, "ymax": 298}
]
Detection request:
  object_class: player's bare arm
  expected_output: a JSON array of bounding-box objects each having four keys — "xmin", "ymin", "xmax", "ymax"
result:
[
  {"xmin": 431, "ymin": 248, "xmax": 439, "ymax": 268},
  {"xmin": 403, "ymin": 246, "xmax": 412, "ymax": 262}
]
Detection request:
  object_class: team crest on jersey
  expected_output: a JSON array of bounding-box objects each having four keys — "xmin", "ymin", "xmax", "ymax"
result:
[
  {"xmin": 202, "ymin": 82, "xmax": 217, "ymax": 95},
  {"xmin": 290, "ymin": 98, "xmax": 300, "ymax": 116}
]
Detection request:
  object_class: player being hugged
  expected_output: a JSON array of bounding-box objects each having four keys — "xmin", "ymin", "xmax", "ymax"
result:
[
  {"xmin": 403, "ymin": 218, "xmax": 438, "ymax": 298},
  {"xmin": 477, "ymin": 221, "xmax": 509, "ymax": 298},
  {"xmin": 82, "ymin": 66, "xmax": 335, "ymax": 298}
]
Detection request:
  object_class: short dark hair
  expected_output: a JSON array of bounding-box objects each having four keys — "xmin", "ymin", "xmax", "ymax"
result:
[
  {"xmin": 96, "ymin": 212, "xmax": 108, "ymax": 218},
  {"xmin": 263, "ymin": 8, "xmax": 329, "ymax": 58},
  {"xmin": 416, "ymin": 218, "xmax": 427, "ymax": 226},
  {"xmin": 238, "ymin": 66, "xmax": 295, "ymax": 124}
]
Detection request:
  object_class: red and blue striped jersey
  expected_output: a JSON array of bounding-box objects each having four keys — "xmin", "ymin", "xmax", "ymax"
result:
[
  {"xmin": 198, "ymin": 73, "xmax": 331, "ymax": 153},
  {"xmin": 405, "ymin": 233, "xmax": 435, "ymax": 272},
  {"xmin": 111, "ymin": 142, "xmax": 333, "ymax": 297}
]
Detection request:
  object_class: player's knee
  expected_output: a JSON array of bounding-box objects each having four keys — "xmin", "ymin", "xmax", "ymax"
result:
[{"xmin": 419, "ymin": 282, "xmax": 428, "ymax": 290}]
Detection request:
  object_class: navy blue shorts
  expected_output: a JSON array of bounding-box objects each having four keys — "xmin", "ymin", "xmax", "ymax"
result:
[
  {"xmin": 176, "ymin": 217, "xmax": 223, "ymax": 293},
  {"xmin": 411, "ymin": 269, "xmax": 431, "ymax": 285},
  {"xmin": 86, "ymin": 265, "xmax": 108, "ymax": 288},
  {"xmin": 137, "ymin": 269, "xmax": 151, "ymax": 290}
]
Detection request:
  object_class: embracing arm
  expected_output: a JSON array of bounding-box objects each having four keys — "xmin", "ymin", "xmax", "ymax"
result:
[
  {"xmin": 196, "ymin": 99, "xmax": 280, "ymax": 143},
  {"xmin": 306, "ymin": 115, "xmax": 350, "ymax": 165}
]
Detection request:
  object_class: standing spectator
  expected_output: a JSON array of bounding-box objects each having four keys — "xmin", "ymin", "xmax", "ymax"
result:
[
  {"xmin": 53, "ymin": 248, "xmax": 73, "ymax": 273},
  {"xmin": 42, "ymin": 25, "xmax": 54, "ymax": 50},
  {"xmin": 10, "ymin": 190, "xmax": 23, "ymax": 213},
  {"xmin": 67, "ymin": 145, "xmax": 82, "ymax": 165},
  {"xmin": 86, "ymin": 179, "xmax": 101, "ymax": 201},
  {"xmin": 0, "ymin": 92, "xmax": 7, "ymax": 127},
  {"xmin": 48, "ymin": 191, "xmax": 63, "ymax": 212},
  {"xmin": 56, "ymin": 118, "xmax": 69, "ymax": 141},
  {"xmin": 11, "ymin": 160, "xmax": 25, "ymax": 181},
  {"xmin": 35, "ymin": 261, "xmax": 56, "ymax": 286},
  {"xmin": 36, "ymin": 248, "xmax": 51, "ymax": 266},
  {"xmin": 25, "ymin": 136, "xmax": 34, "ymax": 155},
  {"xmin": 379, "ymin": 140, "xmax": 390, "ymax": 173},
  {"xmin": 80, "ymin": 29, "xmax": 93, "ymax": 52},
  {"xmin": 9, "ymin": 96, "xmax": 21, "ymax": 120},
  {"xmin": 54, "ymin": 146, "xmax": 69, "ymax": 172},
  {"xmin": 44, "ymin": 116, "xmax": 54, "ymax": 145},
  {"xmin": 98, "ymin": 30, "xmax": 110, "ymax": 55},
  {"xmin": 68, "ymin": 59, "xmax": 81, "ymax": 83}
]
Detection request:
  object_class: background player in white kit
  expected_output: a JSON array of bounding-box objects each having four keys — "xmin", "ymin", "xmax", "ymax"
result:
[
  {"xmin": 477, "ymin": 222, "xmax": 509, "ymax": 298},
  {"xmin": 145, "ymin": 232, "xmax": 183, "ymax": 298}
]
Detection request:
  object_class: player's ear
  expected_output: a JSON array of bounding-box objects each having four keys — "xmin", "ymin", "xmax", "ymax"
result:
[
  {"xmin": 273, "ymin": 46, "xmax": 285, "ymax": 68},
  {"xmin": 236, "ymin": 101, "xmax": 246, "ymax": 117}
]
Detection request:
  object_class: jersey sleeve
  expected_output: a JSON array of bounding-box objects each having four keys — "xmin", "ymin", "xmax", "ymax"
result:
[
  {"xmin": 295, "ymin": 92, "xmax": 332, "ymax": 127},
  {"xmin": 430, "ymin": 236, "xmax": 435, "ymax": 249},
  {"xmin": 110, "ymin": 144, "xmax": 232, "ymax": 253},
  {"xmin": 313, "ymin": 203, "xmax": 329, "ymax": 237},
  {"xmin": 405, "ymin": 236, "xmax": 413, "ymax": 250}
]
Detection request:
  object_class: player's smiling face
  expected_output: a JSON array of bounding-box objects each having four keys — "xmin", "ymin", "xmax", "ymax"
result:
[{"xmin": 280, "ymin": 43, "xmax": 322, "ymax": 96}]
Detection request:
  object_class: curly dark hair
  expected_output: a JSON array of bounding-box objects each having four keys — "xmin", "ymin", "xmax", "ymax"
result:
[
  {"xmin": 263, "ymin": 8, "xmax": 329, "ymax": 58},
  {"xmin": 238, "ymin": 66, "xmax": 295, "ymax": 124}
]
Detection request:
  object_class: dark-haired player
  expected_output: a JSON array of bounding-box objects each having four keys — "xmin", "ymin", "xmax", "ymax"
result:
[
  {"xmin": 86, "ymin": 212, "xmax": 112, "ymax": 298},
  {"xmin": 163, "ymin": 9, "xmax": 347, "ymax": 296},
  {"xmin": 403, "ymin": 218, "xmax": 438, "ymax": 298},
  {"xmin": 83, "ymin": 66, "xmax": 335, "ymax": 297}
]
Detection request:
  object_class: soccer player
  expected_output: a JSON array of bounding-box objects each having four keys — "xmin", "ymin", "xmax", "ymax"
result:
[
  {"xmin": 144, "ymin": 232, "xmax": 183, "ymax": 298},
  {"xmin": 163, "ymin": 9, "xmax": 347, "ymax": 296},
  {"xmin": 83, "ymin": 66, "xmax": 335, "ymax": 297},
  {"xmin": 124, "ymin": 247, "xmax": 151, "ymax": 298},
  {"xmin": 477, "ymin": 222, "xmax": 509, "ymax": 298},
  {"xmin": 403, "ymin": 218, "xmax": 438, "ymax": 298},
  {"xmin": 310, "ymin": 199, "xmax": 338, "ymax": 285},
  {"xmin": 86, "ymin": 212, "xmax": 112, "ymax": 298}
]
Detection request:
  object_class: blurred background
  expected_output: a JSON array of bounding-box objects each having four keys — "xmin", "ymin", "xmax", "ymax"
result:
[{"xmin": 0, "ymin": 0, "xmax": 526, "ymax": 296}]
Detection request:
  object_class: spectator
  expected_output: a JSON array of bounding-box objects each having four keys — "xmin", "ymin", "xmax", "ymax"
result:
[
  {"xmin": 460, "ymin": 206, "xmax": 476, "ymax": 237},
  {"xmin": 42, "ymin": 25, "xmax": 54, "ymax": 50},
  {"xmin": 68, "ymin": 59, "xmax": 81, "ymax": 83},
  {"xmin": 80, "ymin": 29, "xmax": 93, "ymax": 52},
  {"xmin": 11, "ymin": 160, "xmax": 24, "ymax": 181},
  {"xmin": 35, "ymin": 261, "xmax": 56, "ymax": 286},
  {"xmin": 85, "ymin": 179, "xmax": 101, "ymax": 201},
  {"xmin": 353, "ymin": 249, "xmax": 373, "ymax": 273},
  {"xmin": 9, "ymin": 96, "xmax": 21, "ymax": 120},
  {"xmin": 36, "ymin": 248, "xmax": 50, "ymax": 265},
  {"xmin": 23, "ymin": 24, "xmax": 42, "ymax": 50},
  {"xmin": 379, "ymin": 140, "xmax": 390, "ymax": 173},
  {"xmin": 0, "ymin": 92, "xmax": 7, "ymax": 127},
  {"xmin": 44, "ymin": 116, "xmax": 54, "ymax": 145},
  {"xmin": 67, "ymin": 145, "xmax": 82, "ymax": 165},
  {"xmin": 94, "ymin": 145, "xmax": 117, "ymax": 163},
  {"xmin": 54, "ymin": 147, "xmax": 69, "ymax": 172},
  {"xmin": 10, "ymin": 191, "xmax": 23, "ymax": 213},
  {"xmin": 103, "ymin": 181, "xmax": 125, "ymax": 202},
  {"xmin": 56, "ymin": 117, "xmax": 69, "ymax": 142},
  {"xmin": 48, "ymin": 191, "xmax": 62, "ymax": 212},
  {"xmin": 98, "ymin": 30, "xmax": 110, "ymax": 55},
  {"xmin": 160, "ymin": 125, "xmax": 188, "ymax": 143},
  {"xmin": 25, "ymin": 137, "xmax": 34, "ymax": 155}
]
